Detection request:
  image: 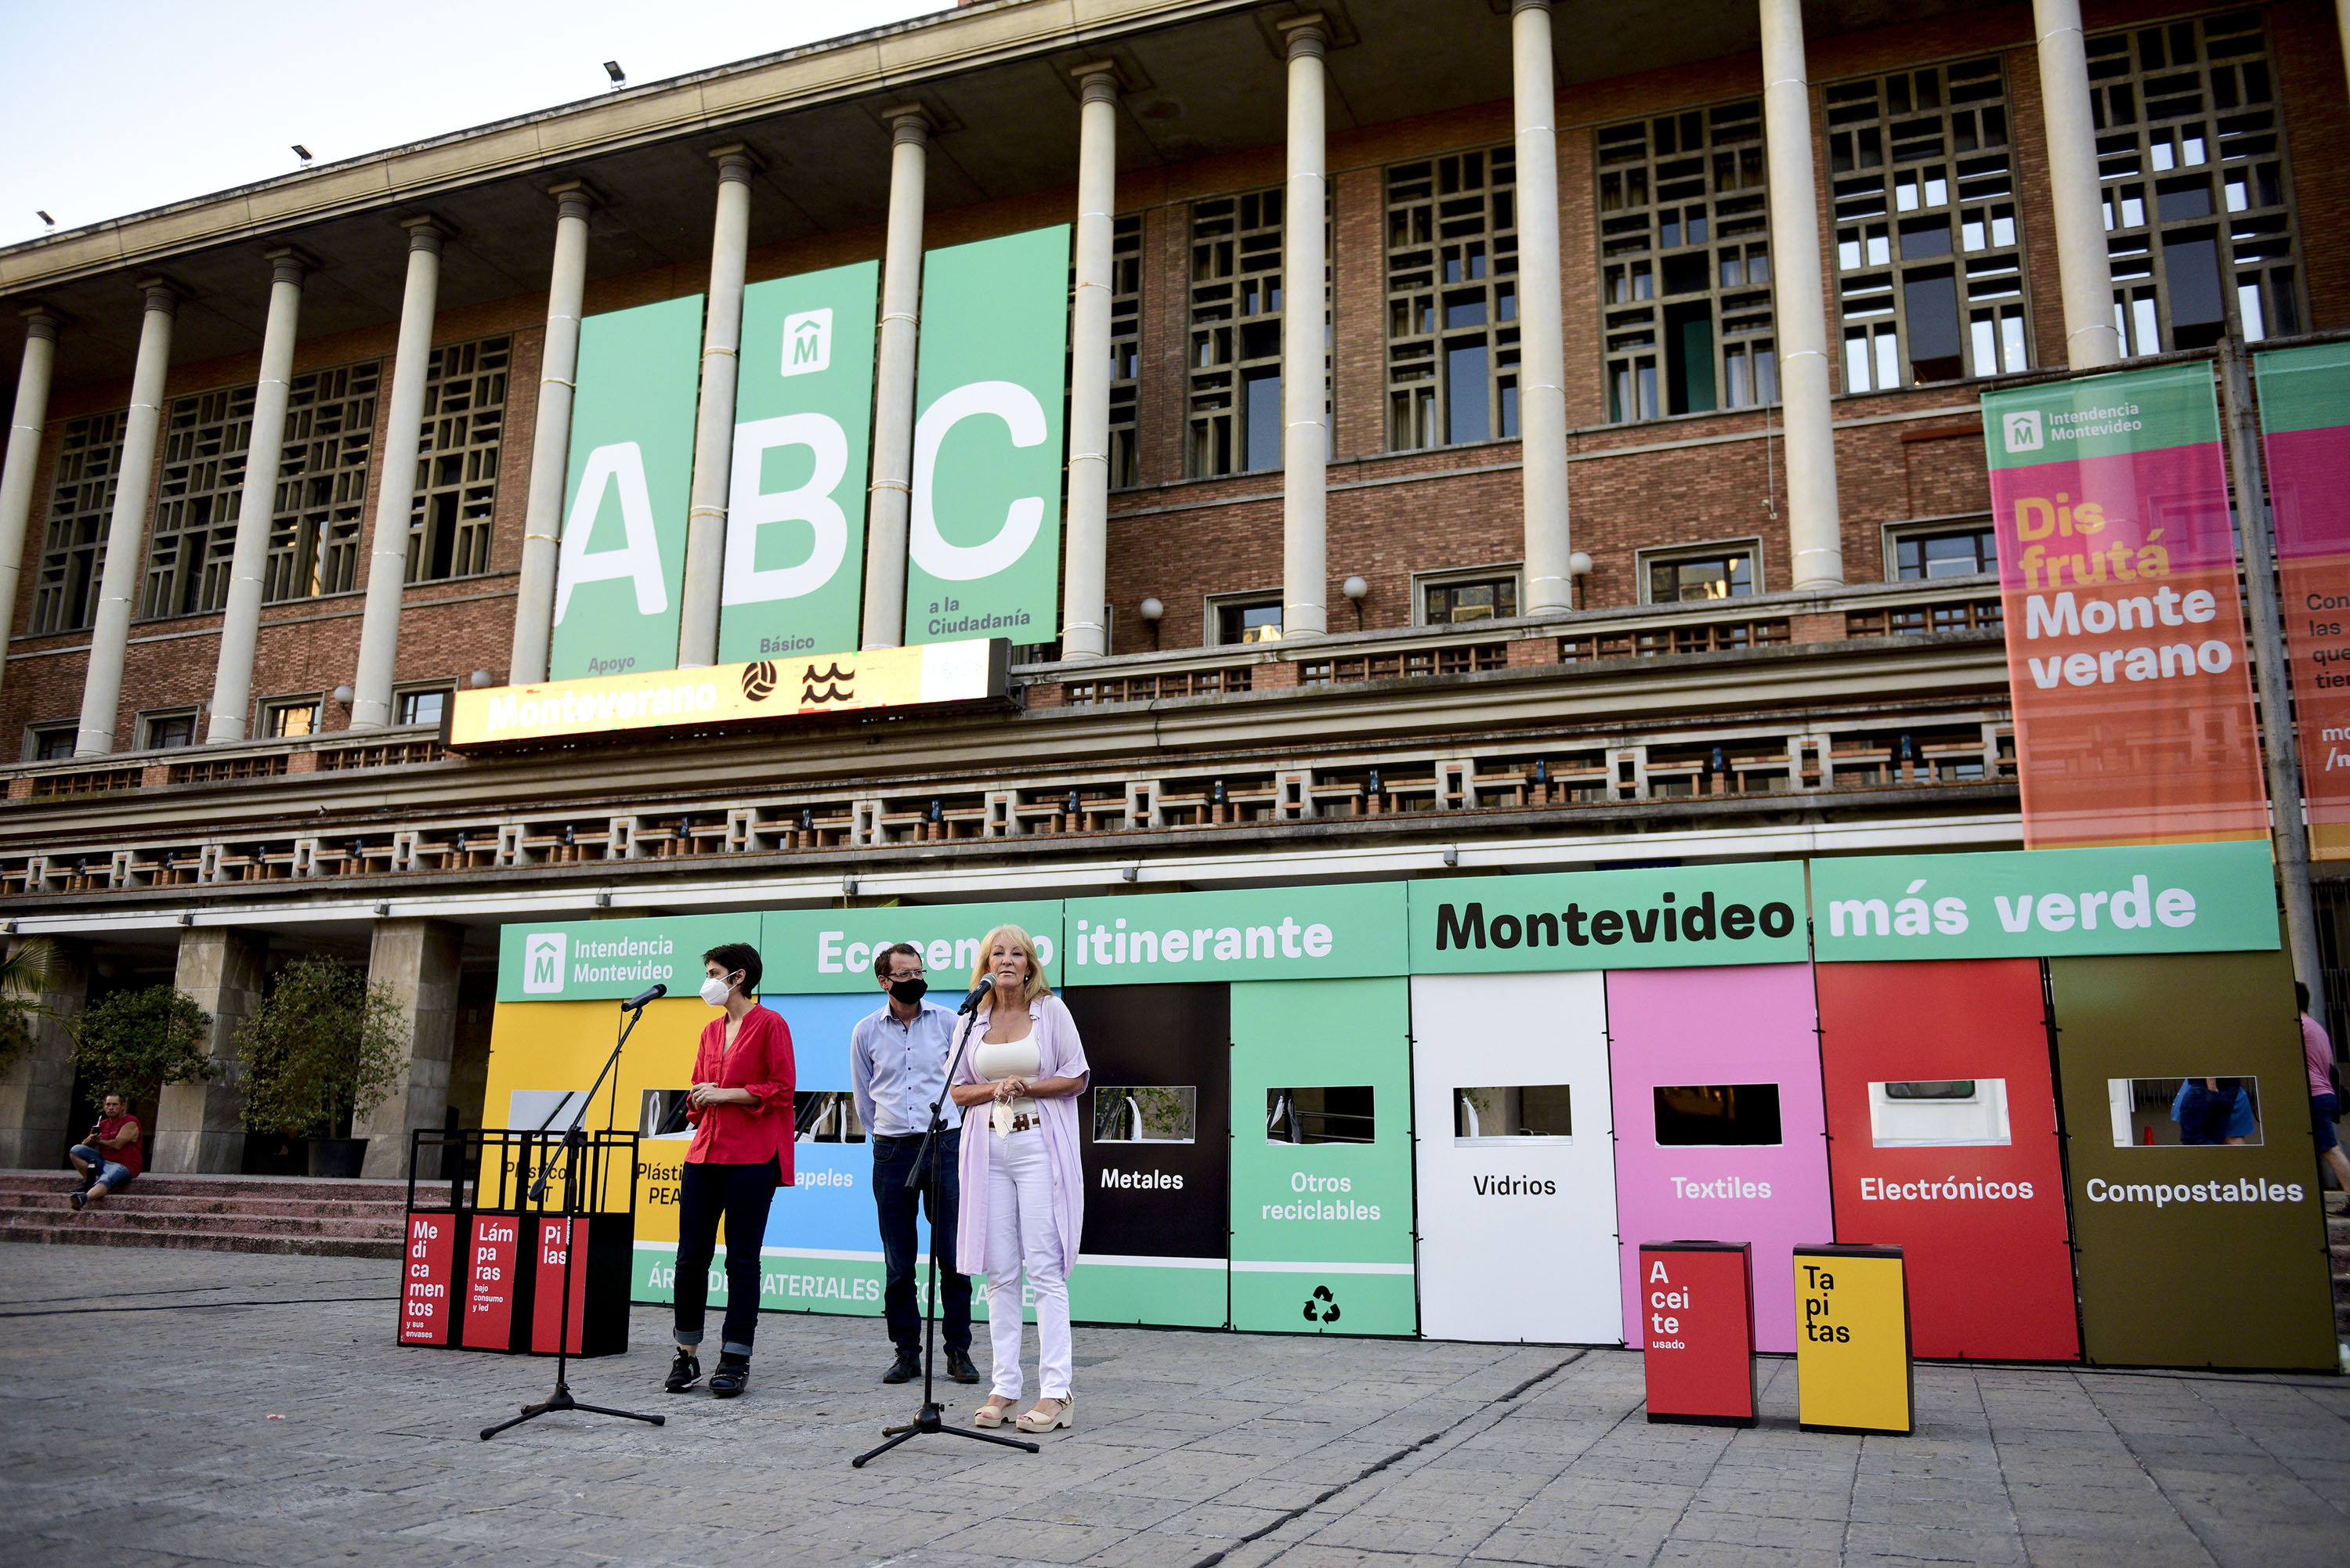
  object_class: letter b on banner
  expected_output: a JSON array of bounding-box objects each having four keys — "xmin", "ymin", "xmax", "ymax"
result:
[{"xmin": 905, "ymin": 226, "xmax": 1070, "ymax": 647}]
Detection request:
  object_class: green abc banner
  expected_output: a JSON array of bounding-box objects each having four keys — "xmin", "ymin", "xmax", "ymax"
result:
[
  {"xmin": 495, "ymin": 912, "xmax": 759, "ymax": 1003},
  {"xmin": 1062, "ymin": 883, "xmax": 1409, "ymax": 985},
  {"xmin": 759, "ymin": 901, "xmax": 1064, "ymax": 994},
  {"xmin": 1408, "ymin": 862, "xmax": 1809, "ymax": 972},
  {"xmin": 904, "ymin": 226, "xmax": 1070, "ymax": 647},
  {"xmin": 549, "ymin": 294, "xmax": 704, "ymax": 679},
  {"xmin": 1808, "ymin": 841, "xmax": 2279, "ymax": 961},
  {"xmin": 720, "ymin": 262, "xmax": 879, "ymax": 663}
]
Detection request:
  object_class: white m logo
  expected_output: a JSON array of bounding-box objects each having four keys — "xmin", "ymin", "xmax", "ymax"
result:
[
  {"xmin": 781, "ymin": 309, "xmax": 833, "ymax": 378},
  {"xmin": 2004, "ymin": 410, "xmax": 2044, "ymax": 453},
  {"xmin": 523, "ymin": 934, "xmax": 567, "ymax": 995}
]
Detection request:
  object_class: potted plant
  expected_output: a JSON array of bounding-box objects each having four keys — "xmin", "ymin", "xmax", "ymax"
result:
[
  {"xmin": 235, "ymin": 956, "xmax": 408, "ymax": 1177},
  {"xmin": 69, "ymin": 984, "xmax": 215, "ymax": 1162}
]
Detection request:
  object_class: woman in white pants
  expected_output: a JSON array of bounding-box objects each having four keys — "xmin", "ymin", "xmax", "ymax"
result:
[{"xmin": 950, "ymin": 923, "xmax": 1089, "ymax": 1433}]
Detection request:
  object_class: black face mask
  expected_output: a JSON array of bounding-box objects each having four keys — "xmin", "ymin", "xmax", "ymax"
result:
[{"xmin": 889, "ymin": 977, "xmax": 928, "ymax": 1005}]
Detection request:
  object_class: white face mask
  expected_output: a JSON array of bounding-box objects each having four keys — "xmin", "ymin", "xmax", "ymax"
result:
[{"xmin": 700, "ymin": 974, "xmax": 735, "ymax": 1007}]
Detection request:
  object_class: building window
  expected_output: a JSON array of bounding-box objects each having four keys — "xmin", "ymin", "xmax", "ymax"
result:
[
  {"xmin": 405, "ymin": 336, "xmax": 508, "ymax": 583},
  {"xmin": 2092, "ymin": 13, "xmax": 2301, "ymax": 354},
  {"xmin": 1109, "ymin": 214, "xmax": 1141, "ymax": 489},
  {"xmin": 267, "ymin": 361, "xmax": 379, "ymax": 602},
  {"xmin": 1417, "ymin": 566, "xmax": 1521, "ymax": 626},
  {"xmin": 137, "ymin": 709, "xmax": 200, "ymax": 750},
  {"xmin": 1386, "ymin": 147, "xmax": 1520, "ymax": 449},
  {"xmin": 264, "ymin": 698, "xmax": 320, "ymax": 739},
  {"xmin": 31, "ymin": 413, "xmax": 126, "ymax": 634},
  {"xmin": 1188, "ymin": 190, "xmax": 1286, "ymax": 476},
  {"xmin": 1596, "ymin": 101, "xmax": 1774, "ymax": 422},
  {"xmin": 1209, "ymin": 592, "xmax": 1285, "ymax": 646},
  {"xmin": 143, "ymin": 385, "xmax": 256, "ymax": 619},
  {"xmin": 394, "ymin": 687, "xmax": 451, "ymax": 727},
  {"xmin": 1889, "ymin": 518, "xmax": 1998, "ymax": 580},
  {"xmin": 1826, "ymin": 57, "xmax": 2029, "ymax": 390},
  {"xmin": 24, "ymin": 722, "xmax": 75, "ymax": 761},
  {"xmin": 1642, "ymin": 540, "xmax": 1759, "ymax": 603}
]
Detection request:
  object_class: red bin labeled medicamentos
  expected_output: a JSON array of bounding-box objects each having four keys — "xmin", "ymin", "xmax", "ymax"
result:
[{"xmin": 1637, "ymin": 1241, "xmax": 1757, "ymax": 1426}]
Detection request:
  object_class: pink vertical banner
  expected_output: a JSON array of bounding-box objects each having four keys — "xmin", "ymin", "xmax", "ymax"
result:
[
  {"xmin": 1607, "ymin": 964, "xmax": 1832, "ymax": 1354},
  {"xmin": 2256, "ymin": 343, "xmax": 2350, "ymax": 860}
]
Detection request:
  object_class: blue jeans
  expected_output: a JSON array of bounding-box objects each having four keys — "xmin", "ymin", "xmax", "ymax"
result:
[
  {"xmin": 873, "ymin": 1128, "xmax": 971, "ymax": 1355},
  {"xmin": 70, "ymin": 1146, "xmax": 132, "ymax": 1191}
]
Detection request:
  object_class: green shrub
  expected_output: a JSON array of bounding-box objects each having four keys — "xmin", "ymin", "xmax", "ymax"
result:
[
  {"xmin": 70, "ymin": 983, "xmax": 214, "ymax": 1104},
  {"xmin": 236, "ymin": 956, "xmax": 409, "ymax": 1140}
]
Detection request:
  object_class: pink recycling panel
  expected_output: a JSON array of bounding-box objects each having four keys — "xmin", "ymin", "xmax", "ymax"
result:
[{"xmin": 1607, "ymin": 963, "xmax": 1832, "ymax": 1354}]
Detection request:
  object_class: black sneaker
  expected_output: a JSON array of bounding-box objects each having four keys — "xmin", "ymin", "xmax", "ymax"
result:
[
  {"xmin": 710, "ymin": 1353, "xmax": 750, "ymax": 1398},
  {"xmin": 881, "ymin": 1350, "xmax": 921, "ymax": 1384},
  {"xmin": 663, "ymin": 1348, "xmax": 701, "ymax": 1393},
  {"xmin": 946, "ymin": 1349, "xmax": 981, "ymax": 1384},
  {"xmin": 67, "ymin": 1188, "xmax": 85, "ymax": 1211}
]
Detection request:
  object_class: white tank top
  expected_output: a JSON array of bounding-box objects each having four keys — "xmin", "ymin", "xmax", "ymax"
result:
[{"xmin": 972, "ymin": 1028, "xmax": 1042, "ymax": 1125}]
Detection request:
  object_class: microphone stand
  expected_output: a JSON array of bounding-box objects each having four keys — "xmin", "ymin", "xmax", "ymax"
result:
[
  {"xmin": 482, "ymin": 998, "xmax": 667, "ymax": 1440},
  {"xmin": 854, "ymin": 993, "xmax": 1039, "ymax": 1465}
]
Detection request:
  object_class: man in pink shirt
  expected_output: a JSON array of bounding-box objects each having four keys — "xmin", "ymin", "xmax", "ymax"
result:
[{"xmin": 2300, "ymin": 983, "xmax": 2349, "ymax": 1201}]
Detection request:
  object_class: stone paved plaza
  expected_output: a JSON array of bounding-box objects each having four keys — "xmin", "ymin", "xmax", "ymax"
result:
[{"xmin": 2, "ymin": 1242, "xmax": 2347, "ymax": 1566}]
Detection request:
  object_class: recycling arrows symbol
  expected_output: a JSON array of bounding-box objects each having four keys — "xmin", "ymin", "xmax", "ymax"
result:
[{"xmin": 1300, "ymin": 1284, "xmax": 1341, "ymax": 1325}]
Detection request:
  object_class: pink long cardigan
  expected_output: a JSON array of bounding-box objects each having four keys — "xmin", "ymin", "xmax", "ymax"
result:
[{"xmin": 952, "ymin": 992, "xmax": 1090, "ymax": 1279}]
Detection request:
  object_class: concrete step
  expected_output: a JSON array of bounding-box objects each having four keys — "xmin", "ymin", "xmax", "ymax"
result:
[
  {"xmin": 0, "ymin": 1170, "xmax": 435, "ymax": 1202},
  {"xmin": 0, "ymin": 1216, "xmax": 401, "ymax": 1259},
  {"xmin": 1, "ymin": 1206, "xmax": 401, "ymax": 1241},
  {"xmin": 1, "ymin": 1190, "xmax": 407, "ymax": 1220}
]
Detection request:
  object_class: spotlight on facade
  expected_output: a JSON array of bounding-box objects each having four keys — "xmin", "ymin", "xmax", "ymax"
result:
[
  {"xmin": 292, "ymin": 145, "xmax": 313, "ymax": 164},
  {"xmin": 469, "ymin": 669, "xmax": 494, "ymax": 688},
  {"xmin": 603, "ymin": 60, "xmax": 626, "ymax": 89},
  {"xmin": 1342, "ymin": 575, "xmax": 1368, "ymax": 628},
  {"xmin": 1139, "ymin": 596, "xmax": 1162, "ymax": 649},
  {"xmin": 332, "ymin": 685, "xmax": 353, "ymax": 706},
  {"xmin": 35, "ymin": 211, "xmax": 54, "ymax": 229}
]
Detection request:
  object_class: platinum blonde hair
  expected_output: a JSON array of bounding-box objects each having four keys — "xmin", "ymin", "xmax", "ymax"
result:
[{"xmin": 971, "ymin": 923, "xmax": 1052, "ymax": 1003}]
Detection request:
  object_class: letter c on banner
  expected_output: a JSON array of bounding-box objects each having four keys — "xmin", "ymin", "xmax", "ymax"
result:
[
  {"xmin": 723, "ymin": 413, "xmax": 849, "ymax": 603},
  {"xmin": 910, "ymin": 380, "xmax": 1046, "ymax": 581}
]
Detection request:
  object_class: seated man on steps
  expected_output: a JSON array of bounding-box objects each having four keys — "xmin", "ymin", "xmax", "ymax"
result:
[{"xmin": 68, "ymin": 1093, "xmax": 143, "ymax": 1211}]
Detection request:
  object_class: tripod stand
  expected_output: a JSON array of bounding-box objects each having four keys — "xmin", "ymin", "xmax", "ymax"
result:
[
  {"xmin": 853, "ymin": 1003, "xmax": 1039, "ymax": 1465},
  {"xmin": 481, "ymin": 998, "xmax": 666, "ymax": 1440}
]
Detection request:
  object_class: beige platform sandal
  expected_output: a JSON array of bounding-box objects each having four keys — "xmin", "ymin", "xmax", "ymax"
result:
[
  {"xmin": 1015, "ymin": 1396, "xmax": 1072, "ymax": 1433},
  {"xmin": 974, "ymin": 1396, "xmax": 1015, "ymax": 1429}
]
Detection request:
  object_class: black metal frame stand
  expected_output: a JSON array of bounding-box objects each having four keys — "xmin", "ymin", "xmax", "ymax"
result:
[
  {"xmin": 854, "ymin": 1006, "xmax": 1039, "ymax": 1465},
  {"xmin": 481, "ymin": 1001, "xmax": 666, "ymax": 1440}
]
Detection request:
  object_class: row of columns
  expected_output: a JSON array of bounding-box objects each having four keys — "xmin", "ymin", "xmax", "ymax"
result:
[{"xmin": 0, "ymin": 0, "xmax": 2164, "ymax": 730}]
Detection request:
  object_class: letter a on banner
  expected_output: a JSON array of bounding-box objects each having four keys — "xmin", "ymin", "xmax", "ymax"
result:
[
  {"xmin": 720, "ymin": 261, "xmax": 878, "ymax": 661},
  {"xmin": 2256, "ymin": 344, "xmax": 2350, "ymax": 861},
  {"xmin": 1979, "ymin": 365, "xmax": 2267, "ymax": 846},
  {"xmin": 551, "ymin": 293, "xmax": 703, "ymax": 678},
  {"xmin": 904, "ymin": 226, "xmax": 1070, "ymax": 646}
]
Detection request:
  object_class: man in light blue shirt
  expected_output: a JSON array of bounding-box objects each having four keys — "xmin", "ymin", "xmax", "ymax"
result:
[{"xmin": 850, "ymin": 942, "xmax": 977, "ymax": 1385}]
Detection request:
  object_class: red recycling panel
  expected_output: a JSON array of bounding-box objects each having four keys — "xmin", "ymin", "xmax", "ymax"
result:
[
  {"xmin": 1815, "ymin": 959, "xmax": 2079, "ymax": 1361},
  {"xmin": 530, "ymin": 1217, "xmax": 590, "ymax": 1354},
  {"xmin": 465, "ymin": 1213, "xmax": 522, "ymax": 1349},
  {"xmin": 1638, "ymin": 1242, "xmax": 1757, "ymax": 1425},
  {"xmin": 400, "ymin": 1212, "xmax": 456, "ymax": 1346}
]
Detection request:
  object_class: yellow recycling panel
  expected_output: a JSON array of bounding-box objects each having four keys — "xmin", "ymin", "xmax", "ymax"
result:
[{"xmin": 1793, "ymin": 1245, "xmax": 1912, "ymax": 1435}]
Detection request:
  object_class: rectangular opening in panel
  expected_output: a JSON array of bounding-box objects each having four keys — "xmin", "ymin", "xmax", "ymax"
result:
[
  {"xmin": 1267, "ymin": 1086, "xmax": 1376, "ymax": 1144},
  {"xmin": 1869, "ymin": 1078, "xmax": 2012, "ymax": 1147},
  {"xmin": 2107, "ymin": 1076, "xmax": 2263, "ymax": 1147},
  {"xmin": 1093, "ymin": 1086, "xmax": 1198, "ymax": 1143},
  {"xmin": 638, "ymin": 1089, "xmax": 690, "ymax": 1140},
  {"xmin": 1454, "ymin": 1084, "xmax": 1572, "ymax": 1143},
  {"xmin": 794, "ymin": 1090, "xmax": 866, "ymax": 1143},
  {"xmin": 1653, "ymin": 1083, "xmax": 1782, "ymax": 1146}
]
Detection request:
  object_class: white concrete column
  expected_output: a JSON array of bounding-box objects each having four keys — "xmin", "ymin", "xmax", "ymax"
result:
[
  {"xmin": 75, "ymin": 280, "xmax": 177, "ymax": 756},
  {"xmin": 678, "ymin": 147, "xmax": 756, "ymax": 669},
  {"xmin": 0, "ymin": 305, "xmax": 60, "ymax": 694},
  {"xmin": 2034, "ymin": 0, "xmax": 2122, "ymax": 369},
  {"xmin": 861, "ymin": 108, "xmax": 931, "ymax": 651},
  {"xmin": 1061, "ymin": 66, "xmax": 1120, "ymax": 663},
  {"xmin": 206, "ymin": 250, "xmax": 307, "ymax": 743},
  {"xmin": 1512, "ymin": 0, "xmax": 1572, "ymax": 616},
  {"xmin": 1279, "ymin": 17, "xmax": 1329, "ymax": 642},
  {"xmin": 355, "ymin": 917, "xmax": 463, "ymax": 1180},
  {"xmin": 349, "ymin": 218, "xmax": 444, "ymax": 730},
  {"xmin": 509, "ymin": 182, "xmax": 594, "ymax": 687},
  {"xmin": 154, "ymin": 926, "xmax": 265, "ymax": 1172},
  {"xmin": 1759, "ymin": 0, "xmax": 1844, "ymax": 590}
]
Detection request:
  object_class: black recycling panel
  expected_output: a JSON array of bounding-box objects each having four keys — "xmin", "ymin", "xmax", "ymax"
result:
[{"xmin": 1061, "ymin": 984, "xmax": 1231, "ymax": 1261}]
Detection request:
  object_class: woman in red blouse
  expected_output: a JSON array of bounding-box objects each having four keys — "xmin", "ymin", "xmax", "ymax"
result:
[{"xmin": 666, "ymin": 941, "xmax": 794, "ymax": 1399}]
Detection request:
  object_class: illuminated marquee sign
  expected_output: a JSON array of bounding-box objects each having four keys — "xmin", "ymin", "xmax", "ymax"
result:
[{"xmin": 444, "ymin": 637, "xmax": 1009, "ymax": 750}]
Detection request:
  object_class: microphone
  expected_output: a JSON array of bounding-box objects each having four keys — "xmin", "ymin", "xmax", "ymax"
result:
[
  {"xmin": 956, "ymin": 977, "xmax": 996, "ymax": 1015},
  {"xmin": 621, "ymin": 983, "xmax": 667, "ymax": 1010}
]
